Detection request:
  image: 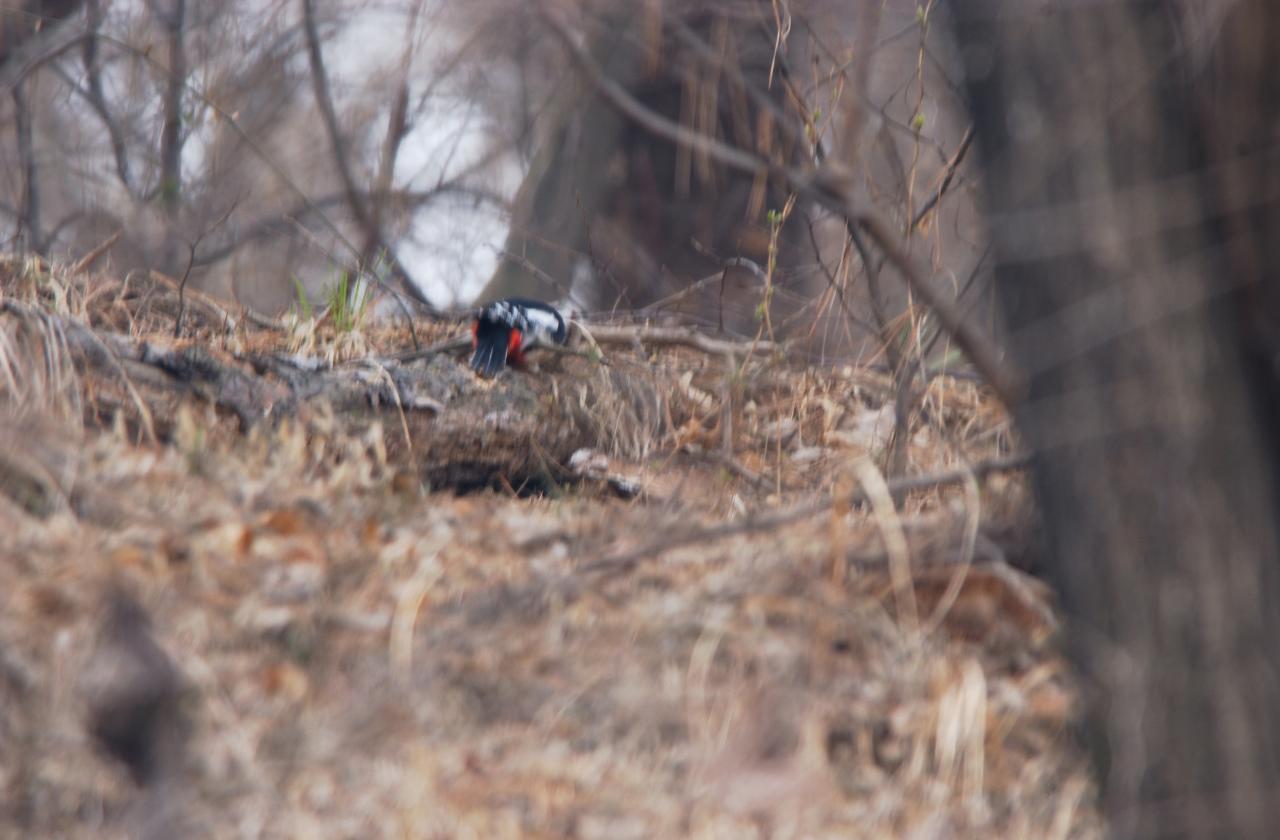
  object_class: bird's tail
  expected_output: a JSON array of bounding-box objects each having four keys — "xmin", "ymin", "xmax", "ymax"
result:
[{"xmin": 471, "ymin": 322, "xmax": 511, "ymax": 377}]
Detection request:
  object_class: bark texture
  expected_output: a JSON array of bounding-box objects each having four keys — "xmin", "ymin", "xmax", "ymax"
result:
[
  {"xmin": 951, "ymin": 2, "xmax": 1280, "ymax": 835},
  {"xmin": 479, "ymin": 3, "xmax": 813, "ymax": 333}
]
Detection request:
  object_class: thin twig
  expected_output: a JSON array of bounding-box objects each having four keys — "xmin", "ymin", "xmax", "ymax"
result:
[
  {"xmin": 802, "ymin": 216, "xmax": 876, "ymax": 336},
  {"xmin": 495, "ymin": 249, "xmax": 575, "ymax": 300},
  {"xmin": 854, "ymin": 455, "xmax": 918, "ymax": 634},
  {"xmin": 172, "ymin": 201, "xmax": 239, "ymax": 338},
  {"xmin": 536, "ymin": 342, "xmax": 605, "ymax": 363},
  {"xmin": 71, "ymin": 230, "xmax": 122, "ymax": 275},
  {"xmin": 587, "ymin": 324, "xmax": 783, "ymax": 357},
  {"xmin": 910, "ymin": 125, "xmax": 975, "ymax": 233},
  {"xmin": 689, "ymin": 444, "xmax": 770, "ymax": 487},
  {"xmin": 150, "ymin": 269, "xmax": 284, "ymax": 334},
  {"xmin": 567, "ymin": 320, "xmax": 608, "ymax": 365},
  {"xmin": 848, "ymin": 213, "xmax": 1022, "ymax": 402},
  {"xmin": 380, "ymin": 335, "xmax": 470, "ymax": 364},
  {"xmin": 303, "ymin": 0, "xmax": 372, "ymax": 265},
  {"xmin": 80, "ymin": 0, "xmax": 134, "ymax": 196},
  {"xmin": 577, "ymin": 452, "xmax": 1033, "ymax": 576},
  {"xmin": 538, "ymin": 7, "xmax": 1023, "ymax": 405},
  {"xmin": 386, "ymin": 321, "xmax": 784, "ymax": 367},
  {"xmin": 362, "ymin": 359, "xmax": 416, "ymax": 469},
  {"xmin": 540, "ymin": 9, "xmax": 770, "ymax": 177},
  {"xmin": 639, "ymin": 261, "xmax": 765, "ymax": 317},
  {"xmin": 301, "ymin": 0, "xmax": 426, "ymax": 342},
  {"xmin": 173, "ymin": 241, "xmax": 197, "ymax": 339},
  {"xmin": 60, "ymin": 17, "xmax": 437, "ymax": 316},
  {"xmin": 2, "ymin": 300, "xmax": 158, "ymax": 444},
  {"xmin": 921, "ymin": 467, "xmax": 981, "ymax": 638}
]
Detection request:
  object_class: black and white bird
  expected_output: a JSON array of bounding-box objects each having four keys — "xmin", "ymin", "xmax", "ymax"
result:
[{"xmin": 470, "ymin": 298, "xmax": 568, "ymax": 377}]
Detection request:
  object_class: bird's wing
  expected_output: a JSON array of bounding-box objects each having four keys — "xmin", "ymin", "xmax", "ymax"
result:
[{"xmin": 521, "ymin": 307, "xmax": 566, "ymax": 346}]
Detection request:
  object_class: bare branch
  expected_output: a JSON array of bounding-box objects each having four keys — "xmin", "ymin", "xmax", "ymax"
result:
[
  {"xmin": 77, "ymin": 0, "xmax": 134, "ymax": 195},
  {"xmin": 71, "ymin": 229, "xmax": 121, "ymax": 273},
  {"xmin": 369, "ymin": 0, "xmax": 422, "ymax": 258},
  {"xmin": 156, "ymin": 0, "xmax": 186, "ymax": 214},
  {"xmin": 833, "ymin": 0, "xmax": 883, "ymax": 170},
  {"xmin": 300, "ymin": 0, "xmax": 435, "ymax": 311},
  {"xmin": 0, "ymin": 1, "xmax": 88, "ymax": 89},
  {"xmin": 174, "ymin": 200, "xmax": 236, "ymax": 338},
  {"xmin": 192, "ymin": 184, "xmax": 505, "ymax": 268},
  {"xmin": 578, "ymin": 453, "xmax": 1033, "ymax": 577},
  {"xmin": 909, "ymin": 125, "xmax": 974, "ymax": 233},
  {"xmin": 586, "ymin": 324, "xmax": 783, "ymax": 358},
  {"xmin": 668, "ymin": 18, "xmax": 808, "ymax": 154},
  {"xmin": 539, "ymin": 8, "xmax": 769, "ymax": 178},
  {"xmin": 370, "ymin": 83, "xmax": 410, "ymax": 254},
  {"xmin": 301, "ymin": 0, "xmax": 371, "ymax": 239},
  {"xmin": 539, "ymin": 6, "xmax": 1023, "ymax": 405}
]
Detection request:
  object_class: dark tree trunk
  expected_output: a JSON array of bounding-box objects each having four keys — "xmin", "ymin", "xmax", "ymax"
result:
[
  {"xmin": 12, "ymin": 81, "xmax": 40, "ymax": 255},
  {"xmin": 0, "ymin": 0, "xmax": 86, "ymax": 256},
  {"xmin": 479, "ymin": 3, "xmax": 814, "ymax": 333},
  {"xmin": 83, "ymin": 0, "xmax": 134, "ymax": 196},
  {"xmin": 0, "ymin": 0, "xmax": 84, "ymax": 66},
  {"xmin": 951, "ymin": 1, "xmax": 1280, "ymax": 836},
  {"xmin": 158, "ymin": 0, "xmax": 186, "ymax": 216}
]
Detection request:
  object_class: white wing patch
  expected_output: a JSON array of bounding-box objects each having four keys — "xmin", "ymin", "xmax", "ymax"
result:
[
  {"xmin": 486, "ymin": 301, "xmax": 525, "ymax": 328},
  {"xmin": 476, "ymin": 299, "xmax": 567, "ymax": 358},
  {"xmin": 521, "ymin": 307, "xmax": 566, "ymax": 349}
]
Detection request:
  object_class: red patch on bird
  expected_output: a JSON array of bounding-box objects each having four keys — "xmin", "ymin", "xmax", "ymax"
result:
[
  {"xmin": 507, "ymin": 329, "xmax": 525, "ymax": 366},
  {"xmin": 471, "ymin": 320, "xmax": 479, "ymax": 347}
]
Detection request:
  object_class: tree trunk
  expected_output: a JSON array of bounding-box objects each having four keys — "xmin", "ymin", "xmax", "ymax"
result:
[
  {"xmin": 479, "ymin": 4, "xmax": 813, "ymax": 333},
  {"xmin": 950, "ymin": 1, "xmax": 1280, "ymax": 836},
  {"xmin": 158, "ymin": 0, "xmax": 186, "ymax": 216},
  {"xmin": 12, "ymin": 81, "xmax": 40, "ymax": 255}
]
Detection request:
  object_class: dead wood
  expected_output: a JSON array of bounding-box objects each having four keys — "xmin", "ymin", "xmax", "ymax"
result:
[
  {"xmin": 586, "ymin": 324, "xmax": 783, "ymax": 357},
  {"xmin": 382, "ymin": 323, "xmax": 782, "ymax": 366},
  {"xmin": 579, "ymin": 453, "xmax": 1033, "ymax": 577},
  {"xmin": 0, "ymin": 300, "xmax": 676, "ymax": 493},
  {"xmin": 0, "ymin": 255, "xmax": 1067, "ymax": 839}
]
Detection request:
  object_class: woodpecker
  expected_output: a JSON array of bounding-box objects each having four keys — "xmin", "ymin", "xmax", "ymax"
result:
[{"xmin": 470, "ymin": 298, "xmax": 568, "ymax": 376}]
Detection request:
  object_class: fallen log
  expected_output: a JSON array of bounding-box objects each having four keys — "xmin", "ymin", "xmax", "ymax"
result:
[{"xmin": 0, "ymin": 300, "xmax": 672, "ymax": 493}]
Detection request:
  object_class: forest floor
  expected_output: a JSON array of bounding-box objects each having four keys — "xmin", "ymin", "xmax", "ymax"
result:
[{"xmin": 0, "ymin": 256, "xmax": 1100, "ymax": 838}]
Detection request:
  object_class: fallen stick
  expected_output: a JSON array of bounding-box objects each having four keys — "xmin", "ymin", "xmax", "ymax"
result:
[
  {"xmin": 148, "ymin": 270, "xmax": 284, "ymax": 332},
  {"xmin": 577, "ymin": 453, "xmax": 1033, "ymax": 576},
  {"xmin": 71, "ymin": 231, "xmax": 123, "ymax": 275},
  {"xmin": 380, "ymin": 334, "xmax": 470, "ymax": 363},
  {"xmin": 584, "ymin": 324, "xmax": 782, "ymax": 357},
  {"xmin": 382, "ymin": 323, "xmax": 778, "ymax": 365}
]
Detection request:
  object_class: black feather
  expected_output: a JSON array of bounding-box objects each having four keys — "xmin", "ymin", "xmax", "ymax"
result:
[
  {"xmin": 470, "ymin": 319, "xmax": 511, "ymax": 377},
  {"xmin": 470, "ymin": 298, "xmax": 567, "ymax": 376}
]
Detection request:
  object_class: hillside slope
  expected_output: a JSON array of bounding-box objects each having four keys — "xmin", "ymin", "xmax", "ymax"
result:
[{"xmin": 0, "ymin": 257, "xmax": 1097, "ymax": 838}]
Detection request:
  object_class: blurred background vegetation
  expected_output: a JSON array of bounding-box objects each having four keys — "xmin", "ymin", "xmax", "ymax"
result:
[{"xmin": 0, "ymin": 0, "xmax": 983, "ymax": 362}]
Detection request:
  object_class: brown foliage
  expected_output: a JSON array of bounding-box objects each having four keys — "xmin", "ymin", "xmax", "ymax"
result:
[{"xmin": 0, "ymin": 256, "xmax": 1097, "ymax": 837}]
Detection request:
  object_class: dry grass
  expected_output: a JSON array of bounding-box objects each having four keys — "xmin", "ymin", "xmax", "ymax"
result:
[{"xmin": 0, "ymin": 256, "xmax": 1098, "ymax": 838}]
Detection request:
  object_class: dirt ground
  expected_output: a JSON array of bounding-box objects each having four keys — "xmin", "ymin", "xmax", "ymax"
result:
[{"xmin": 0, "ymin": 257, "xmax": 1099, "ymax": 838}]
